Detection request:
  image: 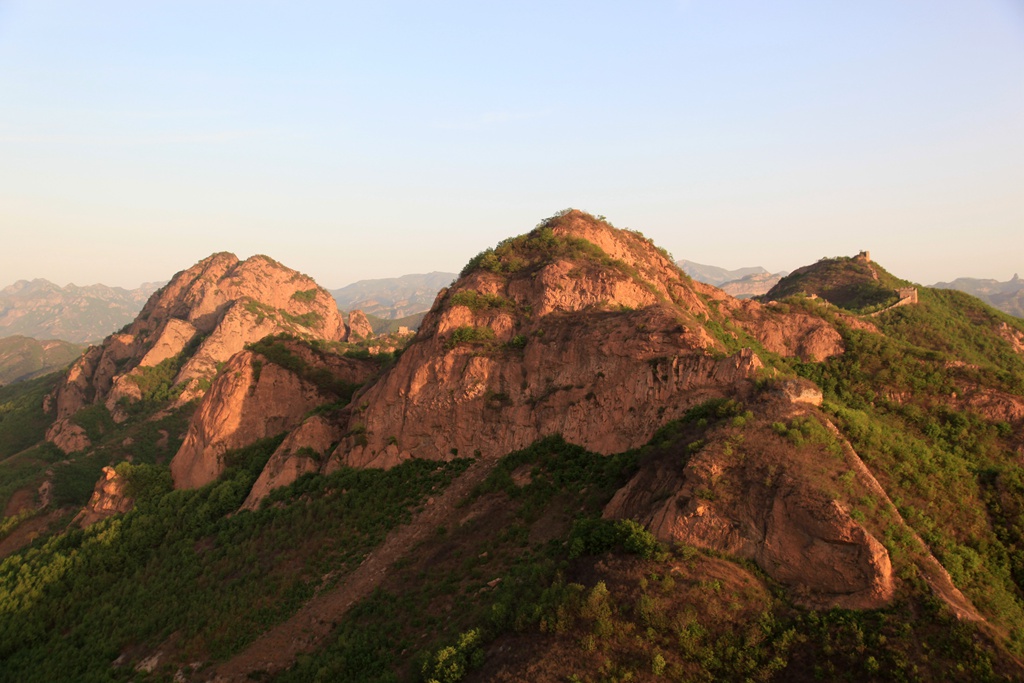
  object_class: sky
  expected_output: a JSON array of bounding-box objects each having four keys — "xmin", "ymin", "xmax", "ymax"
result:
[{"xmin": 1, "ymin": 0, "xmax": 1022, "ymax": 289}]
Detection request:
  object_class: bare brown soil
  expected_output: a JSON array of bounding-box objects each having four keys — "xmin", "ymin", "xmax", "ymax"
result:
[
  {"xmin": 0, "ymin": 509, "xmax": 64, "ymax": 560},
  {"xmin": 3, "ymin": 487, "xmax": 35, "ymax": 517}
]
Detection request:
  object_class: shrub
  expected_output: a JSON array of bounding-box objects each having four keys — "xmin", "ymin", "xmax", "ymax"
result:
[
  {"xmin": 449, "ymin": 291, "xmax": 515, "ymax": 312},
  {"xmin": 567, "ymin": 518, "xmax": 665, "ymax": 560},
  {"xmin": 279, "ymin": 310, "xmax": 322, "ymax": 328},
  {"xmin": 445, "ymin": 326, "xmax": 496, "ymax": 350},
  {"xmin": 70, "ymin": 404, "xmax": 115, "ymax": 443},
  {"xmin": 421, "ymin": 628, "xmax": 484, "ymax": 683},
  {"xmin": 507, "ymin": 335, "xmax": 527, "ymax": 350},
  {"xmin": 113, "ymin": 462, "xmax": 172, "ymax": 501}
]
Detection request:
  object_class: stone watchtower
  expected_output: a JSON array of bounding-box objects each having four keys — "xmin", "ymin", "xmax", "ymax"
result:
[
  {"xmin": 896, "ymin": 287, "xmax": 918, "ymax": 304},
  {"xmin": 855, "ymin": 250, "xmax": 871, "ymax": 263}
]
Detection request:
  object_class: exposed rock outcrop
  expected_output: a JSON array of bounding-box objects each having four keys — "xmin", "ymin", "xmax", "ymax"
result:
[
  {"xmin": 170, "ymin": 351, "xmax": 328, "ymax": 489},
  {"xmin": 46, "ymin": 253, "xmax": 345, "ymax": 453},
  {"xmin": 170, "ymin": 340, "xmax": 376, "ymax": 490},
  {"xmin": 45, "ymin": 418, "xmax": 91, "ymax": 454},
  {"xmin": 603, "ymin": 390, "xmax": 894, "ymax": 609},
  {"xmin": 346, "ymin": 310, "xmax": 374, "ymax": 341},
  {"xmin": 241, "ymin": 415, "xmax": 343, "ymax": 510},
  {"xmin": 998, "ymin": 322, "xmax": 1024, "ymax": 356},
  {"xmin": 330, "ymin": 211, "xmax": 853, "ymax": 470},
  {"xmin": 74, "ymin": 466, "xmax": 134, "ymax": 527}
]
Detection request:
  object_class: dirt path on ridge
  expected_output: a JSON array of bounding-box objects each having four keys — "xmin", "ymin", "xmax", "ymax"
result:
[{"xmin": 211, "ymin": 457, "xmax": 497, "ymax": 682}]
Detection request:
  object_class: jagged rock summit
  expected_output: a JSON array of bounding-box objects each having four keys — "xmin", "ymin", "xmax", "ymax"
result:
[
  {"xmin": 45, "ymin": 252, "xmax": 347, "ymax": 453},
  {"xmin": 327, "ymin": 210, "xmax": 846, "ymax": 470}
]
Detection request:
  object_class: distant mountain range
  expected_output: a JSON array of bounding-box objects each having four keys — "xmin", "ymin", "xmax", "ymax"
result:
[
  {"xmin": 0, "ymin": 279, "xmax": 164, "ymax": 343},
  {"xmin": 1, "ymin": 266, "xmax": 1019, "ymax": 357},
  {"xmin": 330, "ymin": 272, "xmax": 456, "ymax": 319},
  {"xmin": 676, "ymin": 259, "xmax": 770, "ymax": 286},
  {"xmin": 931, "ymin": 274, "xmax": 1024, "ymax": 318},
  {"xmin": 677, "ymin": 260, "xmax": 787, "ymax": 299},
  {"xmin": 0, "ymin": 335, "xmax": 84, "ymax": 385}
]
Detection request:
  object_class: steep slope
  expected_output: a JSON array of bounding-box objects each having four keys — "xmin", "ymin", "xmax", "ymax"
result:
[
  {"xmin": 171, "ymin": 336, "xmax": 376, "ymax": 490},
  {"xmin": 44, "ymin": 253, "xmax": 346, "ymax": 453},
  {"xmin": 5, "ymin": 216, "xmax": 1024, "ymax": 682},
  {"xmin": 602, "ymin": 384, "xmax": 961, "ymax": 613},
  {"xmin": 0, "ymin": 279, "xmax": 162, "ymax": 343},
  {"xmin": 316, "ymin": 212, "xmax": 843, "ymax": 475},
  {"xmin": 0, "ymin": 335, "xmax": 83, "ymax": 385}
]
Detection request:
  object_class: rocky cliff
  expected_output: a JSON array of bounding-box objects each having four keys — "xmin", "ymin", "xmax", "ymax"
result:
[
  {"xmin": 45, "ymin": 253, "xmax": 346, "ymax": 453},
  {"xmin": 603, "ymin": 382, "xmax": 896, "ymax": 610},
  {"xmin": 346, "ymin": 309, "xmax": 374, "ymax": 341},
  {"xmin": 171, "ymin": 337, "xmax": 376, "ymax": 490},
  {"xmin": 323, "ymin": 211, "xmax": 849, "ymax": 471},
  {"xmin": 73, "ymin": 466, "xmax": 134, "ymax": 528}
]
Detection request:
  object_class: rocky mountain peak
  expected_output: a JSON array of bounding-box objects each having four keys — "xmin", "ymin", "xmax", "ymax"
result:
[
  {"xmin": 45, "ymin": 252, "xmax": 346, "ymax": 453},
  {"xmin": 453, "ymin": 209, "xmax": 703, "ymax": 321},
  {"xmin": 763, "ymin": 253, "xmax": 912, "ymax": 314},
  {"xmin": 318, "ymin": 211, "xmax": 844, "ymax": 471}
]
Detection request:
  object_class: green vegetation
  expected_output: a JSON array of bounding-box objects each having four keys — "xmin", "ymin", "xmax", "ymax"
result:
[
  {"xmin": 243, "ymin": 299, "xmax": 277, "ymax": 324},
  {"xmin": 277, "ymin": 418, "xmax": 1013, "ymax": 682},
  {"xmin": 0, "ymin": 368, "xmax": 191, "ymax": 521},
  {"xmin": 444, "ymin": 326, "xmax": 496, "ymax": 350},
  {"xmin": 50, "ymin": 452, "xmax": 108, "ymax": 507},
  {"xmin": 459, "ymin": 226, "xmax": 609, "ymax": 278},
  {"xmin": 879, "ymin": 287, "xmax": 1024, "ymax": 390},
  {"xmin": 243, "ymin": 299, "xmax": 323, "ymax": 332},
  {"xmin": 0, "ymin": 373, "xmax": 59, "ymax": 459},
  {"xmin": 932, "ymin": 278, "xmax": 1024, "ymax": 319},
  {"xmin": 459, "ymin": 211, "xmax": 644, "ymax": 286},
  {"xmin": 128, "ymin": 355, "xmax": 186, "ymax": 405},
  {"xmin": 0, "ymin": 442, "xmax": 64, "ymax": 516},
  {"xmin": 788, "ymin": 290, "xmax": 1024, "ymax": 652},
  {"xmin": 765, "ymin": 257, "xmax": 904, "ymax": 313},
  {"xmin": 448, "ymin": 290, "xmax": 515, "ymax": 312},
  {"xmin": 69, "ymin": 404, "xmax": 115, "ymax": 443},
  {"xmin": 113, "ymin": 461, "xmax": 173, "ymax": 500},
  {"xmin": 0, "ymin": 436, "xmax": 469, "ymax": 681},
  {"xmin": 278, "ymin": 435, "xmax": 639, "ymax": 683},
  {"xmin": 421, "ymin": 629, "xmax": 484, "ymax": 683},
  {"xmin": 280, "ymin": 310, "xmax": 322, "ymax": 328},
  {"xmin": 290, "ymin": 288, "xmax": 319, "ymax": 303},
  {"xmin": 44, "ymin": 404, "xmax": 194, "ymax": 512},
  {"xmin": 120, "ymin": 332, "xmax": 206, "ymax": 418},
  {"xmin": 4, "ymin": 242, "xmax": 1024, "ymax": 680},
  {"xmin": 246, "ymin": 335, "xmax": 364, "ymax": 401}
]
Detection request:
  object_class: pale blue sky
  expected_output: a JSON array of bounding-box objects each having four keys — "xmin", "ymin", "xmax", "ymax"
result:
[{"xmin": 1, "ymin": 1, "xmax": 1022, "ymax": 288}]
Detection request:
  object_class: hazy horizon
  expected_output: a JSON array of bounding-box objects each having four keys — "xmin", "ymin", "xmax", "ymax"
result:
[
  {"xmin": 2, "ymin": 1, "xmax": 1022, "ymax": 289},
  {"xmin": 3, "ymin": 247, "xmax": 1020, "ymax": 294}
]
